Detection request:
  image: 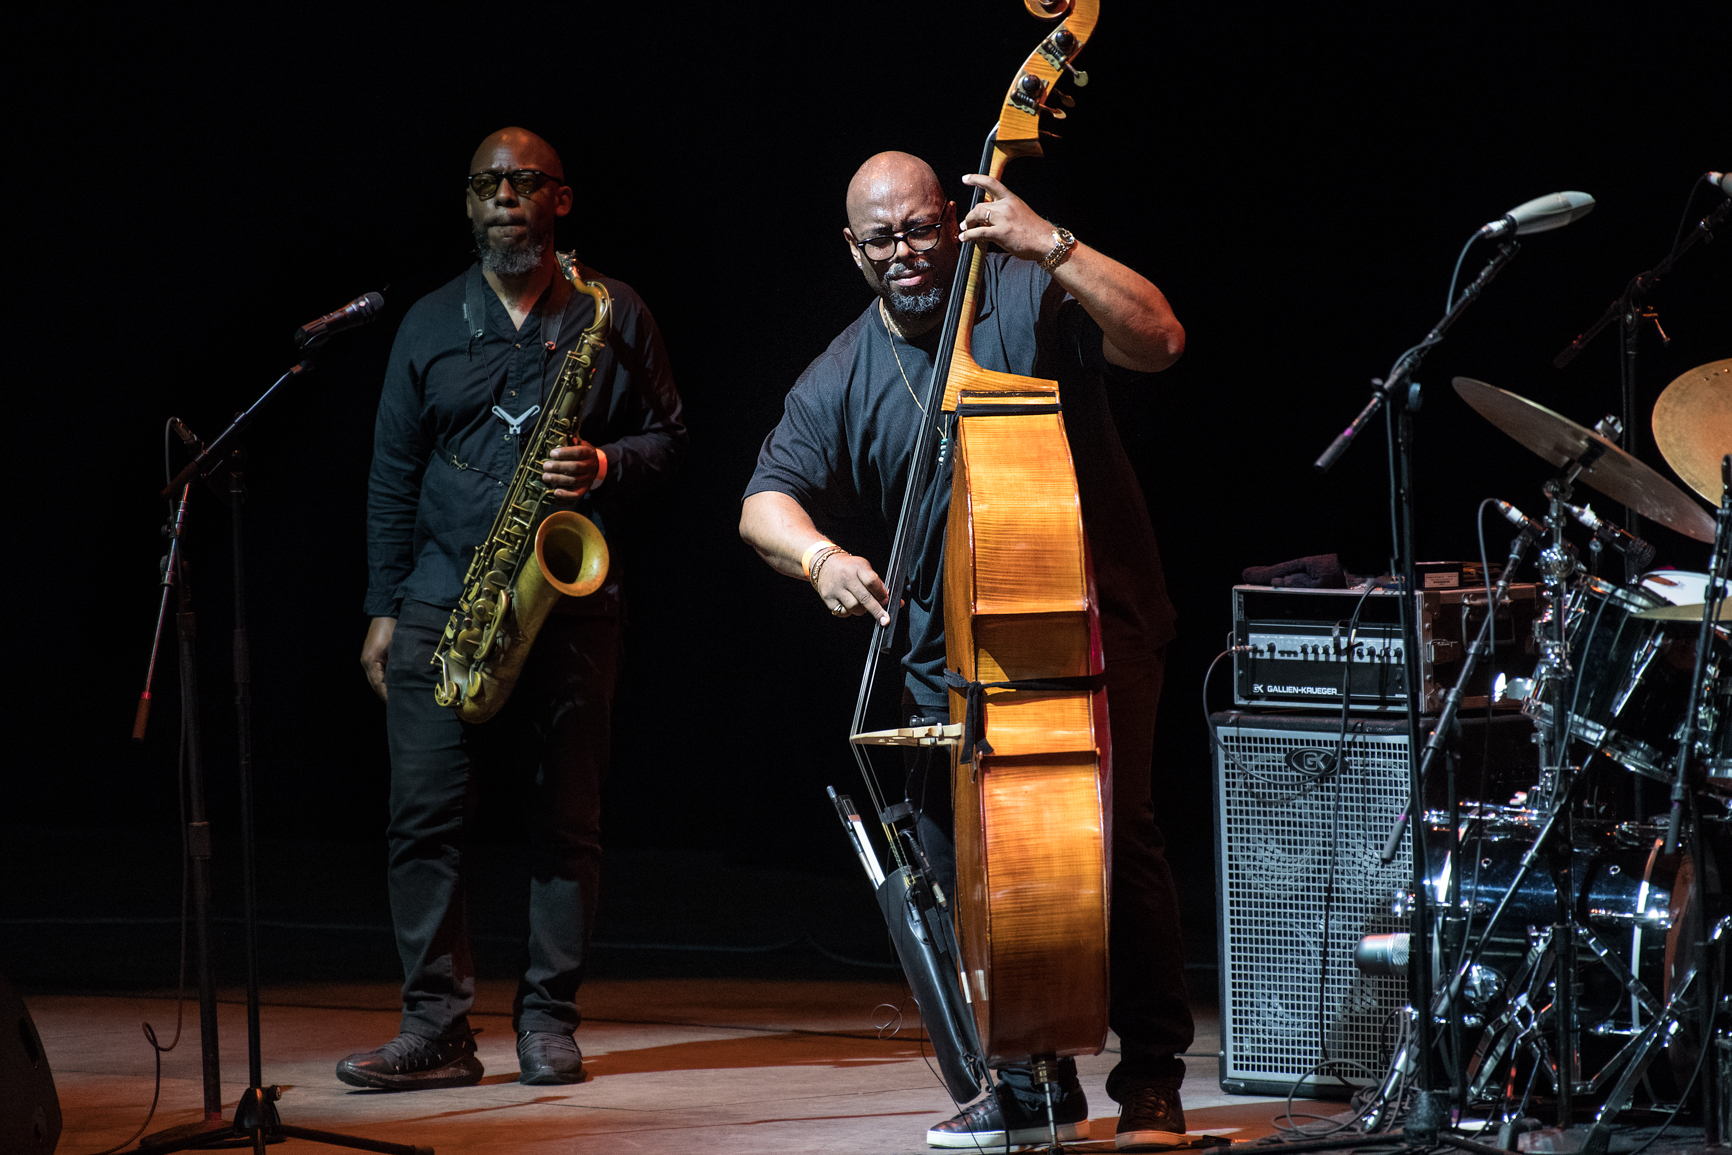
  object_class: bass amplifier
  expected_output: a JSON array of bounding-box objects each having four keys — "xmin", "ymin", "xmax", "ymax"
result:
[
  {"xmin": 1231, "ymin": 583, "xmax": 1538, "ymax": 712},
  {"xmin": 1211, "ymin": 709, "xmax": 1536, "ymax": 1097}
]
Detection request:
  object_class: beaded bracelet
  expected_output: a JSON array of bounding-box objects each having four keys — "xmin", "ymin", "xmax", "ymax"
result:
[{"xmin": 807, "ymin": 545, "xmax": 845, "ymax": 592}]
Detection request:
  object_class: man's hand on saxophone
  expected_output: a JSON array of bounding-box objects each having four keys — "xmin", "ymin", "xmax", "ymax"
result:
[
  {"xmin": 361, "ymin": 616, "xmax": 396, "ymax": 703},
  {"xmin": 543, "ymin": 438, "xmax": 606, "ymax": 499}
]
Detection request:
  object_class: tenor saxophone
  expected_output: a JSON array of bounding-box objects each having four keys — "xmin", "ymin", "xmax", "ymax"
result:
[{"xmin": 432, "ymin": 254, "xmax": 612, "ymax": 722}]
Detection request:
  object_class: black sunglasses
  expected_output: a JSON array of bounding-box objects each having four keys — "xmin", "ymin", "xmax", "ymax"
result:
[{"xmin": 466, "ymin": 169, "xmax": 562, "ymax": 199}]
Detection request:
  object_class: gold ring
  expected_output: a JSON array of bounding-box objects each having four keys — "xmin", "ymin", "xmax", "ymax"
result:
[{"xmin": 832, "ymin": 603, "xmax": 847, "ymax": 616}]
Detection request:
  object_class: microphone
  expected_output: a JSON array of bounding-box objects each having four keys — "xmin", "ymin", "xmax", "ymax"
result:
[
  {"xmin": 1477, "ymin": 191, "xmax": 1596, "ymax": 239},
  {"xmin": 1495, "ymin": 500, "xmax": 1547, "ymax": 539},
  {"xmin": 1708, "ymin": 172, "xmax": 1732, "ymax": 197},
  {"xmin": 1566, "ymin": 502, "xmax": 1655, "ymax": 571},
  {"xmin": 294, "ymin": 291, "xmax": 385, "ymax": 347}
]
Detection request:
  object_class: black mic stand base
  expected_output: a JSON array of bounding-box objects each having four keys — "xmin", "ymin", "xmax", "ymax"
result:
[{"xmin": 132, "ymin": 1087, "xmax": 434, "ymax": 1155}]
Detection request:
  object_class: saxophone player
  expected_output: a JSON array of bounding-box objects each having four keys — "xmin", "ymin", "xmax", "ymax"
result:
[{"xmin": 342, "ymin": 126, "xmax": 686, "ymax": 1090}]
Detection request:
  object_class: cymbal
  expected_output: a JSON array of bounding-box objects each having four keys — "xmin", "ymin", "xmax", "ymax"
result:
[
  {"xmin": 1653, "ymin": 358, "xmax": 1732, "ymax": 504},
  {"xmin": 1453, "ymin": 377, "xmax": 1716, "ymax": 543},
  {"xmin": 1633, "ymin": 600, "xmax": 1732, "ymax": 622}
]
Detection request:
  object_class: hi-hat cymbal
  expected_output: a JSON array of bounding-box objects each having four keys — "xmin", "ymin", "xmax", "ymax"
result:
[
  {"xmin": 1653, "ymin": 358, "xmax": 1732, "ymax": 504},
  {"xmin": 1453, "ymin": 376, "xmax": 1716, "ymax": 542}
]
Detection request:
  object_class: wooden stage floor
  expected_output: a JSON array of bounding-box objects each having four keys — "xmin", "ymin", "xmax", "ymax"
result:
[{"xmin": 32, "ymin": 978, "xmax": 1317, "ymax": 1154}]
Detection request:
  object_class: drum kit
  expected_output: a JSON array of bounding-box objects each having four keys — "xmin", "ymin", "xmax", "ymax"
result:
[{"xmin": 1379, "ymin": 359, "xmax": 1732, "ymax": 1145}]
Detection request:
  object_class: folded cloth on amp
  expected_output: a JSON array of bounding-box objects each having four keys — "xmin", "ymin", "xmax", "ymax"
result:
[{"xmin": 1241, "ymin": 553, "xmax": 1346, "ymax": 589}]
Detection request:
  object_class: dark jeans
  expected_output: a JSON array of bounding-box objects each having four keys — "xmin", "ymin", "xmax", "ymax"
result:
[
  {"xmin": 908, "ymin": 648, "xmax": 1193, "ymax": 1102},
  {"xmin": 384, "ymin": 599, "xmax": 619, "ymax": 1041}
]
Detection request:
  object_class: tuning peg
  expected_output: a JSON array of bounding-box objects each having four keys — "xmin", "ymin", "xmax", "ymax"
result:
[
  {"xmin": 1045, "ymin": 106, "xmax": 1068, "ymax": 121},
  {"xmin": 1040, "ymin": 27, "xmax": 1090, "ymax": 87},
  {"xmin": 1055, "ymin": 91, "xmax": 1075, "ymax": 108}
]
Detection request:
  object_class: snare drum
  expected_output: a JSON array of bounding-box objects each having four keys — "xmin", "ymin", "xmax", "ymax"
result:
[{"xmin": 1632, "ymin": 572, "xmax": 1732, "ymax": 793}]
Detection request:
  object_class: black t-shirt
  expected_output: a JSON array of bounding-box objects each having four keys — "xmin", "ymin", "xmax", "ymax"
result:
[{"xmin": 746, "ymin": 253, "xmax": 1175, "ymax": 710}]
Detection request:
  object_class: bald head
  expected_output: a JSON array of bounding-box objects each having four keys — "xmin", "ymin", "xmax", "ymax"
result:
[
  {"xmin": 840, "ymin": 152, "xmax": 957, "ymax": 336},
  {"xmin": 845, "ymin": 152, "xmax": 943, "ymax": 231},
  {"xmin": 470, "ymin": 127, "xmax": 564, "ymax": 182}
]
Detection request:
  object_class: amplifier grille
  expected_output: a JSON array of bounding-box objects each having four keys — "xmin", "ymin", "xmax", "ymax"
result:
[{"xmin": 1212, "ymin": 712, "xmax": 1411, "ymax": 1094}]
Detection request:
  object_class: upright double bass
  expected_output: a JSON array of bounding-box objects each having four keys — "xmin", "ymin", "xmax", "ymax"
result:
[{"xmin": 849, "ymin": 0, "xmax": 1109, "ymax": 1107}]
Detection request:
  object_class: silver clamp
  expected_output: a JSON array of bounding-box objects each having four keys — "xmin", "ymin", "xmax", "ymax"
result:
[{"xmin": 492, "ymin": 404, "xmax": 541, "ymax": 436}]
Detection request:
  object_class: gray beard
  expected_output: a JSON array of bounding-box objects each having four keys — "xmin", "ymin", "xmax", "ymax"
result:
[
  {"xmin": 473, "ymin": 220, "xmax": 551, "ymax": 276},
  {"xmin": 880, "ymin": 262, "xmax": 945, "ymax": 325}
]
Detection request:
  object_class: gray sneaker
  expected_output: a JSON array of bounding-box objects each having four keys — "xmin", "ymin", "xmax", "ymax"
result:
[
  {"xmin": 927, "ymin": 1082, "xmax": 1088, "ymax": 1149},
  {"xmin": 335, "ymin": 1031, "xmax": 482, "ymax": 1091}
]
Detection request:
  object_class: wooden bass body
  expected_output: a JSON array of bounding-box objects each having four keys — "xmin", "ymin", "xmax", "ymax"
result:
[{"xmin": 943, "ymin": 376, "xmax": 1112, "ymax": 1065}]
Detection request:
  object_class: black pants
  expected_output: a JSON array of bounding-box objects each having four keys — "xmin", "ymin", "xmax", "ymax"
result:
[
  {"xmin": 908, "ymin": 648, "xmax": 1194, "ymax": 1102},
  {"xmin": 384, "ymin": 599, "xmax": 619, "ymax": 1042}
]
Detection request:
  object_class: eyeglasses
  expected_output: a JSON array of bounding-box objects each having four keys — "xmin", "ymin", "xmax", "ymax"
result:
[
  {"xmin": 854, "ymin": 209, "xmax": 948, "ymax": 262},
  {"xmin": 466, "ymin": 169, "xmax": 561, "ymax": 199}
]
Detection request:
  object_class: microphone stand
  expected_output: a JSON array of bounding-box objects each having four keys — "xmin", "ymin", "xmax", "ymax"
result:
[
  {"xmin": 1553, "ymin": 192, "xmax": 1730, "ymax": 561},
  {"xmin": 134, "ymin": 348, "xmax": 430, "ymax": 1155},
  {"xmin": 1312, "ymin": 238, "xmax": 1521, "ymax": 1143},
  {"xmin": 132, "ymin": 479, "xmax": 227, "ymax": 1130}
]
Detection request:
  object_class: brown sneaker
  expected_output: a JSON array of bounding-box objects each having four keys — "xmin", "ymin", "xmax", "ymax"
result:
[
  {"xmin": 335, "ymin": 1031, "xmax": 482, "ymax": 1091},
  {"xmin": 1116, "ymin": 1084, "xmax": 1187, "ymax": 1150}
]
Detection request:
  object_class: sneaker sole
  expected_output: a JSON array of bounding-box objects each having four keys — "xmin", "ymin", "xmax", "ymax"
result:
[
  {"xmin": 928, "ymin": 1120, "xmax": 1087, "ymax": 1149},
  {"xmin": 1117, "ymin": 1128, "xmax": 1188, "ymax": 1150},
  {"xmin": 519, "ymin": 1068, "xmax": 586, "ymax": 1086}
]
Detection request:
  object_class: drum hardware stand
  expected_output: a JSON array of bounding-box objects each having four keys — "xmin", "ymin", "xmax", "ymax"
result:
[
  {"xmin": 1554, "ymin": 183, "xmax": 1729, "ymax": 559},
  {"xmin": 134, "ymin": 347, "xmax": 431, "ymax": 1155},
  {"xmin": 1352, "ymin": 512, "xmax": 1540, "ymax": 1128},
  {"xmin": 1428, "ymin": 462, "xmax": 1732, "ymax": 1150}
]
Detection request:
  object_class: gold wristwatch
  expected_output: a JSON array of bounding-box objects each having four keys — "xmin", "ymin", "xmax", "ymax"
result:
[{"xmin": 1039, "ymin": 226, "xmax": 1077, "ymax": 273}]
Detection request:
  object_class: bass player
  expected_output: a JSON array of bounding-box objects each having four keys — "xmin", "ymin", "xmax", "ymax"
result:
[{"xmin": 740, "ymin": 151, "xmax": 1190, "ymax": 1151}]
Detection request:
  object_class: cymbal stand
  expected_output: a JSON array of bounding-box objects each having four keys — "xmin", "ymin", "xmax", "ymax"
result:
[{"xmin": 1554, "ymin": 181, "xmax": 1730, "ymax": 559}]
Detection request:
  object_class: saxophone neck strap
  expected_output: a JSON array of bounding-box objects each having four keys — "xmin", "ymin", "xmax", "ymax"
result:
[
  {"xmin": 463, "ymin": 265, "xmax": 487, "ymax": 354},
  {"xmin": 462, "ymin": 263, "xmax": 573, "ymax": 356},
  {"xmin": 941, "ymin": 668, "xmax": 1107, "ymax": 763}
]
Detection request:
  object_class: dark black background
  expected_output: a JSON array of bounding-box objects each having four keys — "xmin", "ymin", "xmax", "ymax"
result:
[{"xmin": 6, "ymin": 4, "xmax": 1727, "ymax": 977}]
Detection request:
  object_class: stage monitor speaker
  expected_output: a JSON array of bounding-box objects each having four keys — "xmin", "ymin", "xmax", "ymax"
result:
[
  {"xmin": 1210, "ymin": 709, "xmax": 1534, "ymax": 1097},
  {"xmin": 0, "ymin": 969, "xmax": 61, "ymax": 1152}
]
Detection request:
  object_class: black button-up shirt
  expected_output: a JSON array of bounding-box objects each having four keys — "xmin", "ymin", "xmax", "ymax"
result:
[{"xmin": 366, "ymin": 263, "xmax": 686, "ymax": 618}]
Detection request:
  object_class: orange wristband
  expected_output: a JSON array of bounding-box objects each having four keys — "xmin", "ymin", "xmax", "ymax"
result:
[{"xmin": 801, "ymin": 539, "xmax": 839, "ymax": 579}]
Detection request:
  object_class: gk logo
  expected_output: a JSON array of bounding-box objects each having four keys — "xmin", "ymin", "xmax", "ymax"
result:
[{"xmin": 1285, "ymin": 748, "xmax": 1338, "ymax": 776}]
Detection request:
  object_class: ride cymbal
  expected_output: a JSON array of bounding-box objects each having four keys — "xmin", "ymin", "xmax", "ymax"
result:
[
  {"xmin": 1653, "ymin": 358, "xmax": 1732, "ymax": 504},
  {"xmin": 1632, "ymin": 601, "xmax": 1732, "ymax": 622},
  {"xmin": 1453, "ymin": 376, "xmax": 1715, "ymax": 543}
]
